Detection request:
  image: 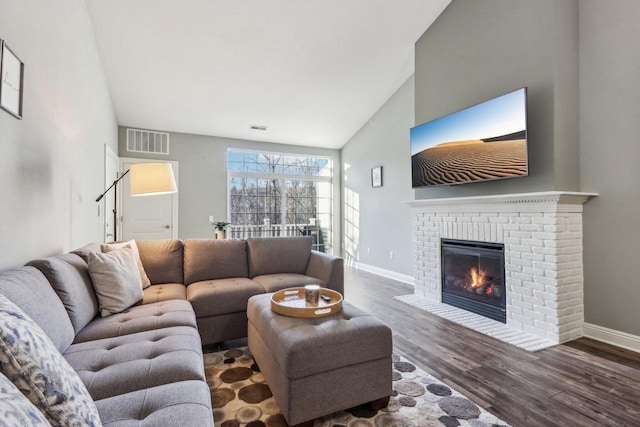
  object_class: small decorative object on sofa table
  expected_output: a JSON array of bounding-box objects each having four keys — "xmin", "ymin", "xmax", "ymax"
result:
[
  {"xmin": 271, "ymin": 287, "xmax": 342, "ymax": 318},
  {"xmin": 304, "ymin": 284, "xmax": 320, "ymax": 305},
  {"xmin": 213, "ymin": 221, "xmax": 230, "ymax": 239}
]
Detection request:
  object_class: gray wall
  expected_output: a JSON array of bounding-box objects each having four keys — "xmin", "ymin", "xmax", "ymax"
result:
[
  {"xmin": 0, "ymin": 0, "xmax": 117, "ymax": 269},
  {"xmin": 118, "ymin": 128, "xmax": 341, "ymax": 251},
  {"xmin": 579, "ymin": 1, "xmax": 640, "ymax": 335},
  {"xmin": 411, "ymin": 0, "xmax": 640, "ymax": 336},
  {"xmin": 341, "ymin": 76, "xmax": 415, "ymax": 278},
  {"xmin": 414, "ymin": 0, "xmax": 579, "ymax": 199}
]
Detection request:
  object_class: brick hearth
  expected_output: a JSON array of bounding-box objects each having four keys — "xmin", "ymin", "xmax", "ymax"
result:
[{"xmin": 408, "ymin": 191, "xmax": 596, "ymax": 345}]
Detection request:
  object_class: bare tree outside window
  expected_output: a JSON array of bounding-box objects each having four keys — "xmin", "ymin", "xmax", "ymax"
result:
[{"xmin": 227, "ymin": 150, "xmax": 332, "ymax": 253}]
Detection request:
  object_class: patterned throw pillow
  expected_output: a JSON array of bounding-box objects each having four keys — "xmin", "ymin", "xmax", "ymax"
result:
[
  {"xmin": 0, "ymin": 294, "xmax": 102, "ymax": 427},
  {"xmin": 0, "ymin": 372, "xmax": 52, "ymax": 427}
]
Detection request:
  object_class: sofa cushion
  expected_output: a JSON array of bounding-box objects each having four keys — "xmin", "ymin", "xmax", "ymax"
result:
[
  {"xmin": 73, "ymin": 300, "xmax": 196, "ymax": 344},
  {"xmin": 27, "ymin": 254, "xmax": 99, "ymax": 334},
  {"xmin": 252, "ymin": 273, "xmax": 325, "ymax": 293},
  {"xmin": 0, "ymin": 294, "xmax": 101, "ymax": 427},
  {"xmin": 0, "ymin": 267, "xmax": 74, "ymax": 353},
  {"xmin": 101, "ymin": 240, "xmax": 152, "ymax": 289},
  {"xmin": 94, "ymin": 380, "xmax": 213, "ymax": 427},
  {"xmin": 136, "ymin": 239, "xmax": 184, "ymax": 285},
  {"xmin": 187, "ymin": 278, "xmax": 264, "ymax": 317},
  {"xmin": 88, "ymin": 246, "xmax": 144, "ymax": 317},
  {"xmin": 0, "ymin": 372, "xmax": 52, "ymax": 427},
  {"xmin": 142, "ymin": 283, "xmax": 187, "ymax": 304},
  {"xmin": 184, "ymin": 239, "xmax": 248, "ymax": 285},
  {"xmin": 64, "ymin": 326, "xmax": 205, "ymax": 400},
  {"xmin": 247, "ymin": 236, "xmax": 312, "ymax": 277}
]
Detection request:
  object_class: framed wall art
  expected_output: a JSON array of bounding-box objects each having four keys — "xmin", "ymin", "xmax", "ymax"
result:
[
  {"xmin": 0, "ymin": 40, "xmax": 24, "ymax": 119},
  {"xmin": 371, "ymin": 165, "xmax": 383, "ymax": 188}
]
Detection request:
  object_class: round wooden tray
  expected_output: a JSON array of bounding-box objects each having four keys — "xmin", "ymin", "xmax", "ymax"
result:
[{"xmin": 271, "ymin": 287, "xmax": 343, "ymax": 318}]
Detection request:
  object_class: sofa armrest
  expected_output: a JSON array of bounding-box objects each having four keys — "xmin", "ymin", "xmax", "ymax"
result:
[{"xmin": 305, "ymin": 251, "xmax": 344, "ymax": 296}]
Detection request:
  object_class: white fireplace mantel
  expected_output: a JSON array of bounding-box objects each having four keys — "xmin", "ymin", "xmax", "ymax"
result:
[{"xmin": 407, "ymin": 191, "xmax": 598, "ymax": 213}]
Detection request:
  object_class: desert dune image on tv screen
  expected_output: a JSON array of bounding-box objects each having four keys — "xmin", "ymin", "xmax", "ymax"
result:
[{"xmin": 411, "ymin": 88, "xmax": 527, "ymax": 187}]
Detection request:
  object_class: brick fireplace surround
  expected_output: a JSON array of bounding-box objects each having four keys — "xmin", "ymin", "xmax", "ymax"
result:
[{"xmin": 407, "ymin": 191, "xmax": 596, "ymax": 348}]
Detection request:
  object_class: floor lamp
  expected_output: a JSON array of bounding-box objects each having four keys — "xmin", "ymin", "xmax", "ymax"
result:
[{"xmin": 96, "ymin": 162, "xmax": 177, "ymax": 241}]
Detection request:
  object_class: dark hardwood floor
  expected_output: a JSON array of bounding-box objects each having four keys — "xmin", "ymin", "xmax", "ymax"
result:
[{"xmin": 344, "ymin": 267, "xmax": 640, "ymax": 427}]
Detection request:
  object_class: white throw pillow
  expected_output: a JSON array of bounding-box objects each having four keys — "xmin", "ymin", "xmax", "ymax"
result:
[
  {"xmin": 88, "ymin": 245, "xmax": 144, "ymax": 317},
  {"xmin": 0, "ymin": 294, "xmax": 102, "ymax": 427},
  {"xmin": 101, "ymin": 240, "xmax": 151, "ymax": 289}
]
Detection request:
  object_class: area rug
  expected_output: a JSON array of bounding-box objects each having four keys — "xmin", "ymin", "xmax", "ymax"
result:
[
  {"xmin": 394, "ymin": 294, "xmax": 557, "ymax": 352},
  {"xmin": 204, "ymin": 347, "xmax": 510, "ymax": 427}
]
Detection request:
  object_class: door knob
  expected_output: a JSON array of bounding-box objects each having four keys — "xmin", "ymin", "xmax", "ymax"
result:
[{"xmin": 162, "ymin": 225, "xmax": 171, "ymax": 229}]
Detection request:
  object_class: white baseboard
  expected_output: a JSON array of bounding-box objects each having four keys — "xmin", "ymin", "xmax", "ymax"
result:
[
  {"xmin": 350, "ymin": 261, "xmax": 415, "ymax": 286},
  {"xmin": 583, "ymin": 323, "xmax": 640, "ymax": 353}
]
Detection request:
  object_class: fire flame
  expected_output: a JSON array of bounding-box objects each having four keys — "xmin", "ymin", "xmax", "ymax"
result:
[
  {"xmin": 486, "ymin": 284, "xmax": 494, "ymax": 295},
  {"xmin": 469, "ymin": 267, "xmax": 486, "ymax": 289}
]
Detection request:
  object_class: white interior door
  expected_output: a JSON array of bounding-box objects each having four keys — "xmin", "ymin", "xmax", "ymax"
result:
[
  {"xmin": 104, "ymin": 145, "xmax": 119, "ymax": 243},
  {"xmin": 120, "ymin": 158, "xmax": 179, "ymax": 241}
]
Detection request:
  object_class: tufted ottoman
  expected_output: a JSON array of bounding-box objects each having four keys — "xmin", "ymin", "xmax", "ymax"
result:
[{"xmin": 247, "ymin": 293, "xmax": 392, "ymax": 426}]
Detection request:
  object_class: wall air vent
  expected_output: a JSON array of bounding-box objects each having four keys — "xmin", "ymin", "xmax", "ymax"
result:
[
  {"xmin": 250, "ymin": 125, "xmax": 268, "ymax": 131},
  {"xmin": 126, "ymin": 128, "xmax": 170, "ymax": 155}
]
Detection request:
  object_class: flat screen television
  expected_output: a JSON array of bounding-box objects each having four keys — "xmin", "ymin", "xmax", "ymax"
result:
[{"xmin": 411, "ymin": 88, "xmax": 528, "ymax": 188}]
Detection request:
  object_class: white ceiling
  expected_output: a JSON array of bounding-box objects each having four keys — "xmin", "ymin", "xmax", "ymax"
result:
[{"xmin": 86, "ymin": 0, "xmax": 450, "ymax": 149}]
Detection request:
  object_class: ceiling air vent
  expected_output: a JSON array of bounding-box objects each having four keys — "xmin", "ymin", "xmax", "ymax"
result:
[
  {"xmin": 250, "ymin": 125, "xmax": 268, "ymax": 131},
  {"xmin": 126, "ymin": 128, "xmax": 170, "ymax": 155}
]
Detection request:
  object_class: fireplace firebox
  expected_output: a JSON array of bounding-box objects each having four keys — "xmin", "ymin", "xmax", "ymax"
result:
[{"xmin": 441, "ymin": 239, "xmax": 506, "ymax": 323}]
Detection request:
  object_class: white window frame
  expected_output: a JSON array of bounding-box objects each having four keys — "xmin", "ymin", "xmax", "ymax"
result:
[{"xmin": 227, "ymin": 148, "xmax": 334, "ymax": 251}]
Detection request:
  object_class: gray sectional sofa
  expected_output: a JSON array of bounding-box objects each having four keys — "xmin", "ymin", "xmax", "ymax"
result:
[{"xmin": 0, "ymin": 236, "xmax": 344, "ymax": 426}]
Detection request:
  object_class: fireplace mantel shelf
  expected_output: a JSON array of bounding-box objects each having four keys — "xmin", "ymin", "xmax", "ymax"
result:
[{"xmin": 407, "ymin": 191, "xmax": 597, "ymax": 213}]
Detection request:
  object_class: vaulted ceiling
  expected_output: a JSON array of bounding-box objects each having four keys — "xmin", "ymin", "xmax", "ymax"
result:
[{"xmin": 86, "ymin": 0, "xmax": 450, "ymax": 149}]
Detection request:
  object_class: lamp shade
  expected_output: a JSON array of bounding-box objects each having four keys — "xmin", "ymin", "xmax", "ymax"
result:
[{"xmin": 129, "ymin": 163, "xmax": 177, "ymax": 196}]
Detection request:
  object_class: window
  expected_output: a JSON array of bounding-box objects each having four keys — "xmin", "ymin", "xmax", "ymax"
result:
[{"xmin": 227, "ymin": 150, "xmax": 333, "ymax": 253}]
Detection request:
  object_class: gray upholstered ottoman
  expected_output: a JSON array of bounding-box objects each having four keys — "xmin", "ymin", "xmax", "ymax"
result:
[{"xmin": 247, "ymin": 293, "xmax": 392, "ymax": 426}]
